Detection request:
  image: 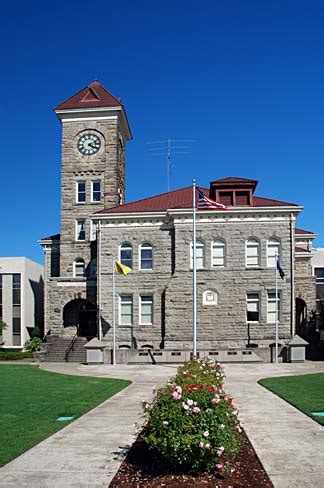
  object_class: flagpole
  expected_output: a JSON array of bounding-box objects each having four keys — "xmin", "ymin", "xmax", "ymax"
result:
[
  {"xmin": 192, "ymin": 179, "xmax": 197, "ymax": 356},
  {"xmin": 275, "ymin": 253, "xmax": 279, "ymax": 364},
  {"xmin": 112, "ymin": 258, "xmax": 116, "ymax": 366}
]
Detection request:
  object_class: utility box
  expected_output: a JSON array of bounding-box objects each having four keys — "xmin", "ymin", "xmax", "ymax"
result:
[
  {"xmin": 287, "ymin": 335, "xmax": 308, "ymax": 363},
  {"xmin": 84, "ymin": 338, "xmax": 104, "ymax": 364}
]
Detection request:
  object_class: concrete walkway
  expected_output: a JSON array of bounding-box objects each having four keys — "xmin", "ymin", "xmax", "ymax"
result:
[
  {"xmin": 0, "ymin": 363, "xmax": 178, "ymax": 487},
  {"xmin": 0, "ymin": 361, "xmax": 323, "ymax": 487},
  {"xmin": 224, "ymin": 362, "xmax": 324, "ymax": 488}
]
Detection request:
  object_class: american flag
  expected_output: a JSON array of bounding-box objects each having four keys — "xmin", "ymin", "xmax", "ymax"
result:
[{"xmin": 196, "ymin": 188, "xmax": 227, "ymax": 209}]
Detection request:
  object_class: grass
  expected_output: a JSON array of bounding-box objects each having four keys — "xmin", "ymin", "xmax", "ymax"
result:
[
  {"xmin": 0, "ymin": 365, "xmax": 131, "ymax": 466},
  {"xmin": 259, "ymin": 373, "xmax": 324, "ymax": 426}
]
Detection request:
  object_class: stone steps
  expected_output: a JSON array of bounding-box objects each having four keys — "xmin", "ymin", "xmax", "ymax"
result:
[{"xmin": 44, "ymin": 337, "xmax": 88, "ymax": 362}]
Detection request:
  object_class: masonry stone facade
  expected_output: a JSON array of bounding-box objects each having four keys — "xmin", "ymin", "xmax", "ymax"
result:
[{"xmin": 40, "ymin": 81, "xmax": 317, "ymax": 361}]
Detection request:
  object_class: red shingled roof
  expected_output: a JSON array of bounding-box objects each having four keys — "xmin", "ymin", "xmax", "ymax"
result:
[
  {"xmin": 211, "ymin": 176, "xmax": 258, "ymax": 185},
  {"xmin": 54, "ymin": 81, "xmax": 121, "ymax": 110},
  {"xmin": 96, "ymin": 186, "xmax": 299, "ymax": 215},
  {"xmin": 295, "ymin": 228, "xmax": 316, "ymax": 235},
  {"xmin": 295, "ymin": 246, "xmax": 310, "ymax": 253}
]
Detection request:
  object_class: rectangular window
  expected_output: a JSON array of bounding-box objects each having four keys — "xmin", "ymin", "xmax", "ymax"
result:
[
  {"xmin": 212, "ymin": 241, "xmax": 225, "ymax": 267},
  {"xmin": 76, "ymin": 181, "xmax": 86, "ymax": 203},
  {"xmin": 76, "ymin": 220, "xmax": 86, "ymax": 241},
  {"xmin": 219, "ymin": 192, "xmax": 233, "ymax": 206},
  {"xmin": 236, "ymin": 191, "xmax": 250, "ymax": 206},
  {"xmin": 140, "ymin": 295, "xmax": 153, "ymax": 325},
  {"xmin": 12, "ymin": 274, "xmax": 21, "ymax": 335},
  {"xmin": 190, "ymin": 241, "xmax": 204, "ymax": 269},
  {"xmin": 90, "ymin": 221, "xmax": 98, "ymax": 241},
  {"xmin": 91, "ymin": 180, "xmax": 101, "ymax": 202},
  {"xmin": 120, "ymin": 295, "xmax": 133, "ymax": 325},
  {"xmin": 246, "ymin": 240, "xmax": 260, "ymax": 267},
  {"xmin": 246, "ymin": 293, "xmax": 260, "ymax": 322},
  {"xmin": 267, "ymin": 292, "xmax": 280, "ymax": 323}
]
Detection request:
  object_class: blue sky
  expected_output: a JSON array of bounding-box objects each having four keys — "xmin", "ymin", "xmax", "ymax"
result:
[{"xmin": 1, "ymin": 0, "xmax": 324, "ymax": 264}]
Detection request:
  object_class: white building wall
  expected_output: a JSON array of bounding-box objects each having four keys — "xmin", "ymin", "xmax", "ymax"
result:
[{"xmin": 0, "ymin": 257, "xmax": 43, "ymax": 348}]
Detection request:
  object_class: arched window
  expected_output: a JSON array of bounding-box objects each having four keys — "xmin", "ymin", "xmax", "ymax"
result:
[
  {"xmin": 74, "ymin": 258, "xmax": 85, "ymax": 277},
  {"xmin": 267, "ymin": 238, "xmax": 281, "ymax": 268},
  {"xmin": 246, "ymin": 239, "xmax": 260, "ymax": 267},
  {"xmin": 190, "ymin": 240, "xmax": 205, "ymax": 269},
  {"xmin": 120, "ymin": 242, "xmax": 133, "ymax": 269},
  {"xmin": 140, "ymin": 243, "xmax": 153, "ymax": 270},
  {"xmin": 203, "ymin": 290, "xmax": 218, "ymax": 305},
  {"xmin": 212, "ymin": 240, "xmax": 225, "ymax": 267}
]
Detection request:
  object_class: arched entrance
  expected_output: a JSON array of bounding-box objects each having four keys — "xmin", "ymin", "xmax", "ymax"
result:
[{"xmin": 63, "ymin": 299, "xmax": 97, "ymax": 338}]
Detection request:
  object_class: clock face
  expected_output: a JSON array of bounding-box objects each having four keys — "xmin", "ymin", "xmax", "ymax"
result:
[{"xmin": 77, "ymin": 133, "xmax": 101, "ymax": 156}]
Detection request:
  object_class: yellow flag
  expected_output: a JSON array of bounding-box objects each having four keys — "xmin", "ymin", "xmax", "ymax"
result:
[{"xmin": 115, "ymin": 261, "xmax": 132, "ymax": 276}]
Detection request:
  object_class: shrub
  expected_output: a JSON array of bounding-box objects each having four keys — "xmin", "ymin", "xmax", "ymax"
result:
[
  {"xmin": 0, "ymin": 319, "xmax": 8, "ymax": 333},
  {"xmin": 142, "ymin": 358, "xmax": 242, "ymax": 473},
  {"xmin": 0, "ymin": 351, "xmax": 33, "ymax": 360},
  {"xmin": 31, "ymin": 326, "xmax": 42, "ymax": 338},
  {"xmin": 24, "ymin": 337, "xmax": 42, "ymax": 352}
]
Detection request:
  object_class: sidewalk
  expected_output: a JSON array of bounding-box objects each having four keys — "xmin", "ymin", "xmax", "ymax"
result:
[
  {"xmin": 0, "ymin": 363, "xmax": 177, "ymax": 487},
  {"xmin": 224, "ymin": 362, "xmax": 324, "ymax": 488},
  {"xmin": 0, "ymin": 361, "xmax": 323, "ymax": 487}
]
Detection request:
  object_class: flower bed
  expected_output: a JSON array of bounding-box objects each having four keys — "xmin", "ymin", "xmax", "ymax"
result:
[
  {"xmin": 111, "ymin": 358, "xmax": 272, "ymax": 487},
  {"xmin": 143, "ymin": 358, "xmax": 242, "ymax": 474}
]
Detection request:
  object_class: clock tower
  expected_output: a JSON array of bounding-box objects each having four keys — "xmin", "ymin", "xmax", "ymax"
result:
[
  {"xmin": 54, "ymin": 80, "xmax": 132, "ymax": 277},
  {"xmin": 40, "ymin": 81, "xmax": 131, "ymax": 340}
]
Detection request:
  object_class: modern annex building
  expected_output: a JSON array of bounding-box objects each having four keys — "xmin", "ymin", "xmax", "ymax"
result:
[
  {"xmin": 40, "ymin": 81, "xmax": 316, "ymax": 361},
  {"xmin": 0, "ymin": 257, "xmax": 43, "ymax": 348}
]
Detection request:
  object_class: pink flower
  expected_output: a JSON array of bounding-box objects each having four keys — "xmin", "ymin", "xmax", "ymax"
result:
[
  {"xmin": 212, "ymin": 394, "xmax": 220, "ymax": 404},
  {"xmin": 236, "ymin": 423, "xmax": 242, "ymax": 433},
  {"xmin": 172, "ymin": 385, "xmax": 182, "ymax": 400},
  {"xmin": 203, "ymin": 430, "xmax": 209, "ymax": 437},
  {"xmin": 216, "ymin": 463, "xmax": 223, "ymax": 471},
  {"xmin": 205, "ymin": 443, "xmax": 210, "ymax": 449},
  {"xmin": 163, "ymin": 420, "xmax": 169, "ymax": 426},
  {"xmin": 193, "ymin": 406, "xmax": 201, "ymax": 414},
  {"xmin": 187, "ymin": 399, "xmax": 194, "ymax": 406},
  {"xmin": 182, "ymin": 402, "xmax": 189, "ymax": 410},
  {"xmin": 199, "ymin": 442, "xmax": 204, "ymax": 448}
]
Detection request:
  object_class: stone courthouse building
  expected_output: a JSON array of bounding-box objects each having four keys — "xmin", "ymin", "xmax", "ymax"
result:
[{"xmin": 40, "ymin": 81, "xmax": 316, "ymax": 362}]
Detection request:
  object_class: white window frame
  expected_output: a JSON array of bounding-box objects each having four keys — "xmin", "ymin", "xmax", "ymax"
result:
[
  {"xmin": 91, "ymin": 180, "xmax": 101, "ymax": 203},
  {"xmin": 119, "ymin": 295, "xmax": 133, "ymax": 325},
  {"xmin": 139, "ymin": 295, "xmax": 153, "ymax": 325},
  {"xmin": 246, "ymin": 239, "xmax": 260, "ymax": 267},
  {"xmin": 74, "ymin": 259, "xmax": 85, "ymax": 277},
  {"xmin": 267, "ymin": 291, "xmax": 281, "ymax": 324},
  {"xmin": 90, "ymin": 221, "xmax": 98, "ymax": 241},
  {"xmin": 211, "ymin": 240, "xmax": 225, "ymax": 267},
  {"xmin": 190, "ymin": 240, "xmax": 205, "ymax": 269},
  {"xmin": 75, "ymin": 219, "xmax": 86, "ymax": 241},
  {"xmin": 76, "ymin": 181, "xmax": 86, "ymax": 203},
  {"xmin": 139, "ymin": 243, "xmax": 153, "ymax": 270},
  {"xmin": 119, "ymin": 242, "xmax": 133, "ymax": 269},
  {"xmin": 246, "ymin": 292, "xmax": 260, "ymax": 323},
  {"xmin": 267, "ymin": 238, "xmax": 281, "ymax": 268}
]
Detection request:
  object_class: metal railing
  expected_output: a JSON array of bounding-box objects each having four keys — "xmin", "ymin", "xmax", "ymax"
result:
[{"xmin": 65, "ymin": 332, "xmax": 78, "ymax": 362}]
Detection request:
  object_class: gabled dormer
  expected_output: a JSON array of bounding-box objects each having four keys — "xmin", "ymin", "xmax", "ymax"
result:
[{"xmin": 210, "ymin": 176, "xmax": 258, "ymax": 207}]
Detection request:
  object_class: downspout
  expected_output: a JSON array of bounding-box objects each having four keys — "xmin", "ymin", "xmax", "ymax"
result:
[{"xmin": 290, "ymin": 213, "xmax": 295, "ymax": 337}]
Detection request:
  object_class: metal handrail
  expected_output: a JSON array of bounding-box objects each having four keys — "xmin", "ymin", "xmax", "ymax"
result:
[{"xmin": 65, "ymin": 332, "xmax": 78, "ymax": 362}]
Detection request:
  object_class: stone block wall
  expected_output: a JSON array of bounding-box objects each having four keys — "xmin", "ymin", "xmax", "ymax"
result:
[{"xmin": 99, "ymin": 215, "xmax": 294, "ymax": 350}]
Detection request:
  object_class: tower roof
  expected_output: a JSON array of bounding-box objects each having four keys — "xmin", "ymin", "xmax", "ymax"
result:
[{"xmin": 54, "ymin": 80, "xmax": 122, "ymax": 110}]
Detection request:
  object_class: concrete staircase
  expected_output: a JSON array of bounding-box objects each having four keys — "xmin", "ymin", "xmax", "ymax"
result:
[{"xmin": 44, "ymin": 337, "xmax": 88, "ymax": 363}]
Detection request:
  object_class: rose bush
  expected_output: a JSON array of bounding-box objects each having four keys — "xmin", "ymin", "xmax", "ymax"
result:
[{"xmin": 142, "ymin": 358, "xmax": 242, "ymax": 473}]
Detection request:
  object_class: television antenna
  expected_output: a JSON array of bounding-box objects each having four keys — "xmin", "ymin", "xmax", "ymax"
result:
[{"xmin": 146, "ymin": 138, "xmax": 195, "ymax": 191}]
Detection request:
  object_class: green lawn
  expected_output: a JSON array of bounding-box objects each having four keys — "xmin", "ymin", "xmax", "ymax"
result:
[
  {"xmin": 259, "ymin": 373, "xmax": 324, "ymax": 426},
  {"xmin": 0, "ymin": 365, "xmax": 131, "ymax": 466}
]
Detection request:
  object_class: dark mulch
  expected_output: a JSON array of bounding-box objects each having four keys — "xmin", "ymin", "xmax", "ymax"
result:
[{"xmin": 110, "ymin": 430, "xmax": 273, "ymax": 487}]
